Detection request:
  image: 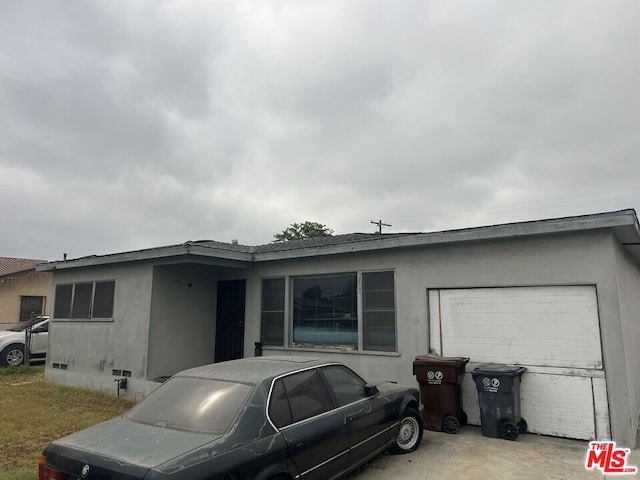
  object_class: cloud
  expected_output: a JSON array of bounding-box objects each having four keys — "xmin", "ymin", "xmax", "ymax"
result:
[{"xmin": 1, "ymin": 0, "xmax": 639, "ymax": 259}]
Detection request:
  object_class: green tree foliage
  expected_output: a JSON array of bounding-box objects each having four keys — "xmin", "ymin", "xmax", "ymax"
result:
[{"xmin": 273, "ymin": 221, "xmax": 334, "ymax": 242}]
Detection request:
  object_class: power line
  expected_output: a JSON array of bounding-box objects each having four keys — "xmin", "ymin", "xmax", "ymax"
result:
[{"xmin": 371, "ymin": 219, "xmax": 392, "ymax": 234}]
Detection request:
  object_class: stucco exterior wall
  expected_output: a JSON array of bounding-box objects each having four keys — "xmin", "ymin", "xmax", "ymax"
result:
[
  {"xmin": 45, "ymin": 263, "xmax": 154, "ymax": 400},
  {"xmin": 613, "ymin": 240, "xmax": 640, "ymax": 446},
  {"xmin": 147, "ymin": 264, "xmax": 218, "ymax": 380},
  {"xmin": 0, "ymin": 270, "xmax": 52, "ymax": 328},
  {"xmin": 244, "ymin": 230, "xmax": 635, "ymax": 446}
]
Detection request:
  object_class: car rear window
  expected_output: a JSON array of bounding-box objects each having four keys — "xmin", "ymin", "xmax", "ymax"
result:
[{"xmin": 126, "ymin": 377, "xmax": 253, "ymax": 434}]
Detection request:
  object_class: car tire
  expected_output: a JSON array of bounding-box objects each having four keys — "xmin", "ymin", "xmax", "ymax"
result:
[
  {"xmin": 0, "ymin": 344, "xmax": 25, "ymax": 367},
  {"xmin": 390, "ymin": 407, "xmax": 423, "ymax": 454}
]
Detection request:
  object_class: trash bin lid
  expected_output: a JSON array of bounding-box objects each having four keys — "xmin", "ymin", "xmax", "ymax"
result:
[
  {"xmin": 472, "ymin": 363, "xmax": 526, "ymax": 376},
  {"xmin": 413, "ymin": 355, "xmax": 470, "ymax": 366}
]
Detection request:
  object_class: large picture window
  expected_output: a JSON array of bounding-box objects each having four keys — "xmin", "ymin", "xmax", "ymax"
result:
[
  {"xmin": 292, "ymin": 273, "xmax": 357, "ymax": 347},
  {"xmin": 259, "ymin": 270, "xmax": 396, "ymax": 352},
  {"xmin": 54, "ymin": 281, "xmax": 115, "ymax": 320}
]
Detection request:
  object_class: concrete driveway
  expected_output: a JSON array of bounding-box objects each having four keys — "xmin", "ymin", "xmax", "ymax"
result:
[{"xmin": 351, "ymin": 426, "xmax": 640, "ymax": 480}]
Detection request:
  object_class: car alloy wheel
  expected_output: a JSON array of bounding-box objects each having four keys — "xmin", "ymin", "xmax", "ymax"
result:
[
  {"xmin": 392, "ymin": 407, "xmax": 423, "ymax": 453},
  {"xmin": 2, "ymin": 345, "xmax": 25, "ymax": 366}
]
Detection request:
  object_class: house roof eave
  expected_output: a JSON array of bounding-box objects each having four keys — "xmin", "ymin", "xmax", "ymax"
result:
[
  {"xmin": 34, "ymin": 209, "xmax": 640, "ymax": 271},
  {"xmin": 36, "ymin": 243, "xmax": 254, "ymax": 271}
]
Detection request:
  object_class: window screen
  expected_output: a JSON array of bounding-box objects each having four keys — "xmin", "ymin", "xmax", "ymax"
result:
[
  {"xmin": 261, "ymin": 278, "xmax": 285, "ymax": 345},
  {"xmin": 362, "ymin": 271, "xmax": 396, "ymax": 352},
  {"xmin": 53, "ymin": 281, "xmax": 116, "ymax": 320},
  {"xmin": 54, "ymin": 284, "xmax": 73, "ymax": 318},
  {"xmin": 93, "ymin": 281, "xmax": 115, "ymax": 318},
  {"xmin": 71, "ymin": 283, "xmax": 93, "ymax": 318}
]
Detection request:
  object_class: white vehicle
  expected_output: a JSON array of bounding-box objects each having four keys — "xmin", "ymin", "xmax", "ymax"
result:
[{"xmin": 0, "ymin": 317, "xmax": 49, "ymax": 366}]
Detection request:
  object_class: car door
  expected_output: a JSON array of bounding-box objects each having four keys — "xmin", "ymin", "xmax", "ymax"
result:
[
  {"xmin": 319, "ymin": 365, "xmax": 394, "ymax": 464},
  {"xmin": 29, "ymin": 320, "xmax": 48, "ymax": 355},
  {"xmin": 268, "ymin": 368, "xmax": 350, "ymax": 480}
]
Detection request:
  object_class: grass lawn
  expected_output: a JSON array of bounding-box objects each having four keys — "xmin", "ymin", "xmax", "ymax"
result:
[{"xmin": 0, "ymin": 366, "xmax": 136, "ymax": 479}]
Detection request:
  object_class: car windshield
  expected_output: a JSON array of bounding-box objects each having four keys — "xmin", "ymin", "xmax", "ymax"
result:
[{"xmin": 126, "ymin": 377, "xmax": 253, "ymax": 434}]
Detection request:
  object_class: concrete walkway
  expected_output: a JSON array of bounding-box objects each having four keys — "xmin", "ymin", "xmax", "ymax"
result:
[{"xmin": 351, "ymin": 426, "xmax": 640, "ymax": 480}]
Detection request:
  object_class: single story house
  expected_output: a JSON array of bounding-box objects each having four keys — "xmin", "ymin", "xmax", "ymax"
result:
[
  {"xmin": 37, "ymin": 209, "xmax": 640, "ymax": 448},
  {"xmin": 0, "ymin": 257, "xmax": 51, "ymax": 329}
]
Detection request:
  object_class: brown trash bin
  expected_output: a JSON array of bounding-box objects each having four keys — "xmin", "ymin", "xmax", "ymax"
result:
[{"xmin": 413, "ymin": 355, "xmax": 470, "ymax": 433}]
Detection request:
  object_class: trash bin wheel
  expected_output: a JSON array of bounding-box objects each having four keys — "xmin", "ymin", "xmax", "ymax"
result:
[
  {"xmin": 442, "ymin": 415, "xmax": 460, "ymax": 434},
  {"xmin": 460, "ymin": 410, "xmax": 468, "ymax": 426},
  {"xmin": 499, "ymin": 421, "xmax": 519, "ymax": 441},
  {"xmin": 517, "ymin": 417, "xmax": 528, "ymax": 433}
]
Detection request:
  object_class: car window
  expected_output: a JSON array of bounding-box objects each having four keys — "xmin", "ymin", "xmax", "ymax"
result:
[
  {"xmin": 278, "ymin": 369, "xmax": 335, "ymax": 425},
  {"xmin": 33, "ymin": 322, "xmax": 48, "ymax": 333},
  {"xmin": 268, "ymin": 379, "xmax": 292, "ymax": 428},
  {"xmin": 321, "ymin": 365, "xmax": 368, "ymax": 406},
  {"xmin": 126, "ymin": 377, "xmax": 253, "ymax": 434}
]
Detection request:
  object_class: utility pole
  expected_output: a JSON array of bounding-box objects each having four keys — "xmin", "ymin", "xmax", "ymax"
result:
[{"xmin": 371, "ymin": 219, "xmax": 391, "ymax": 234}]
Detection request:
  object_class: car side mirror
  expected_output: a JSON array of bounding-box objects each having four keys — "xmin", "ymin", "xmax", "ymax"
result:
[{"xmin": 364, "ymin": 384, "xmax": 379, "ymax": 397}]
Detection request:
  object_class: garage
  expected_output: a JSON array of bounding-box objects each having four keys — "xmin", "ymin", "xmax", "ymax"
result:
[{"xmin": 428, "ymin": 285, "xmax": 610, "ymax": 440}]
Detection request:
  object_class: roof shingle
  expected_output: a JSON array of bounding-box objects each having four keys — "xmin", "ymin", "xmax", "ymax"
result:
[{"xmin": 0, "ymin": 257, "xmax": 48, "ymax": 277}]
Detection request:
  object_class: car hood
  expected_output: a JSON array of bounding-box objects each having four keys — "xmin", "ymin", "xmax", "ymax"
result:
[
  {"xmin": 50, "ymin": 416, "xmax": 223, "ymax": 469},
  {"xmin": 0, "ymin": 330, "xmax": 22, "ymax": 341}
]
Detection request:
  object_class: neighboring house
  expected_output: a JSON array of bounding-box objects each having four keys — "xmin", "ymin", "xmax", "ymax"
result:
[
  {"xmin": 37, "ymin": 209, "xmax": 640, "ymax": 448},
  {"xmin": 0, "ymin": 257, "xmax": 51, "ymax": 330}
]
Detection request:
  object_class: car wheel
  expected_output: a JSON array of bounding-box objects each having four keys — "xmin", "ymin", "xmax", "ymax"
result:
[
  {"xmin": 390, "ymin": 407, "xmax": 423, "ymax": 454},
  {"xmin": 0, "ymin": 344, "xmax": 25, "ymax": 367}
]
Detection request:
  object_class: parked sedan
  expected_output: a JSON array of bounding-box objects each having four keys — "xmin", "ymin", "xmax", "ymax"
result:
[
  {"xmin": 39, "ymin": 356, "xmax": 423, "ymax": 480},
  {"xmin": 0, "ymin": 316, "xmax": 49, "ymax": 366}
]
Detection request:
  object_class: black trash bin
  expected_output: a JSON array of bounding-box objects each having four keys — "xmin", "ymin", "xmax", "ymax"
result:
[
  {"xmin": 413, "ymin": 355, "xmax": 470, "ymax": 433},
  {"xmin": 472, "ymin": 363, "xmax": 527, "ymax": 441}
]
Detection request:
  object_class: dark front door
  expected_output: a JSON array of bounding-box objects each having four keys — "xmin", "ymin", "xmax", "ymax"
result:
[{"xmin": 215, "ymin": 280, "xmax": 246, "ymax": 362}]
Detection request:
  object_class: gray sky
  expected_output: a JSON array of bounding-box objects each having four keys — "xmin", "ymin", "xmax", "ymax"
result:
[{"xmin": 2, "ymin": 1, "xmax": 639, "ymax": 261}]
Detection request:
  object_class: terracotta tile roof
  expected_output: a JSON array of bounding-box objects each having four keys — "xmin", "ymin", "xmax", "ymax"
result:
[{"xmin": 0, "ymin": 257, "xmax": 48, "ymax": 277}]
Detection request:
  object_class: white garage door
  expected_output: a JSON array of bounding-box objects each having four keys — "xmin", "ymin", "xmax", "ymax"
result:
[{"xmin": 428, "ymin": 285, "xmax": 610, "ymax": 440}]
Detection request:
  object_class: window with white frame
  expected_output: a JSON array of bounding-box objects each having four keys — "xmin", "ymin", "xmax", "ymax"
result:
[
  {"xmin": 362, "ymin": 271, "xmax": 396, "ymax": 352},
  {"xmin": 261, "ymin": 278, "xmax": 285, "ymax": 345},
  {"xmin": 53, "ymin": 281, "xmax": 115, "ymax": 319},
  {"xmin": 260, "ymin": 271, "xmax": 396, "ymax": 352}
]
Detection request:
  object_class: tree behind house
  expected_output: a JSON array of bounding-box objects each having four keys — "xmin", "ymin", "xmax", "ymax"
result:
[{"xmin": 273, "ymin": 222, "xmax": 334, "ymax": 242}]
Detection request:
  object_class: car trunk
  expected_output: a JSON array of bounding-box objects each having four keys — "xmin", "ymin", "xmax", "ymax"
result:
[{"xmin": 43, "ymin": 417, "xmax": 222, "ymax": 479}]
